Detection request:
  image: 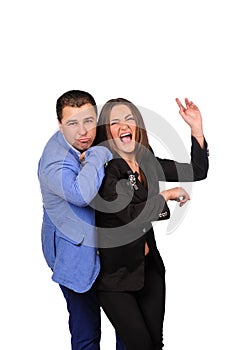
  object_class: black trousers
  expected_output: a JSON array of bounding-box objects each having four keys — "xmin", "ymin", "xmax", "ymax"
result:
[{"xmin": 97, "ymin": 252, "xmax": 166, "ymax": 350}]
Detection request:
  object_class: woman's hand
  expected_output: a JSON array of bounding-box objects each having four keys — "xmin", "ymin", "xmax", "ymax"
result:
[
  {"xmin": 175, "ymin": 97, "xmax": 204, "ymax": 138},
  {"xmin": 160, "ymin": 187, "xmax": 190, "ymax": 207}
]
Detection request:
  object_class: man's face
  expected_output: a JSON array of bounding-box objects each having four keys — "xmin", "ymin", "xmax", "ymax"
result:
[{"xmin": 59, "ymin": 103, "xmax": 97, "ymax": 151}]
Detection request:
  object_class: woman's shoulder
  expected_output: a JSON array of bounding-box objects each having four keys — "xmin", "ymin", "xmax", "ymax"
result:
[
  {"xmin": 104, "ymin": 157, "xmax": 129, "ymax": 177},
  {"xmin": 107, "ymin": 157, "xmax": 128, "ymax": 169}
]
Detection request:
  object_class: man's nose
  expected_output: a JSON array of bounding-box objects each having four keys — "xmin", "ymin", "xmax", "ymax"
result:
[{"xmin": 78, "ymin": 124, "xmax": 87, "ymax": 135}]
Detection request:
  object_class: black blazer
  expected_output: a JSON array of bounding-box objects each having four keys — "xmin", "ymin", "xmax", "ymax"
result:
[{"xmin": 94, "ymin": 137, "xmax": 209, "ymax": 292}]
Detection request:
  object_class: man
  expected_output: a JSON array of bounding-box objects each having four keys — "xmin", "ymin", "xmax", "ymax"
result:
[{"xmin": 38, "ymin": 90, "xmax": 125, "ymax": 350}]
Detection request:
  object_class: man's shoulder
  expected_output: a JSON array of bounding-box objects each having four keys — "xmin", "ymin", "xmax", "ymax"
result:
[
  {"xmin": 44, "ymin": 130, "xmax": 63, "ymax": 148},
  {"xmin": 39, "ymin": 131, "xmax": 78, "ymax": 167}
]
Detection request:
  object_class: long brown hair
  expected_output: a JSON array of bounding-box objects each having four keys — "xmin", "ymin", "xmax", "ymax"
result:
[{"xmin": 95, "ymin": 98, "xmax": 150, "ymax": 163}]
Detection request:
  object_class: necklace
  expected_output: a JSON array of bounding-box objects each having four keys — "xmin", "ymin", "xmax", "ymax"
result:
[
  {"xmin": 125, "ymin": 159, "xmax": 141, "ymax": 181},
  {"xmin": 126, "ymin": 159, "xmax": 139, "ymax": 173}
]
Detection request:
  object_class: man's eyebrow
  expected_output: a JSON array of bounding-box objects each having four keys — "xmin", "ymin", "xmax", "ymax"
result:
[{"xmin": 84, "ymin": 116, "xmax": 95, "ymax": 120}]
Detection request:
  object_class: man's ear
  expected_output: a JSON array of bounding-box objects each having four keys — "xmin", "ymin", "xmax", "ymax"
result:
[{"xmin": 58, "ymin": 120, "xmax": 63, "ymax": 134}]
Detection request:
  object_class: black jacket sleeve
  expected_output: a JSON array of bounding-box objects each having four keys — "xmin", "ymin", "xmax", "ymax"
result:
[{"xmin": 155, "ymin": 136, "xmax": 209, "ymax": 182}]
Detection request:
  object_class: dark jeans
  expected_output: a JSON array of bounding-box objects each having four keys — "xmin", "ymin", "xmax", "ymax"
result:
[
  {"xmin": 60, "ymin": 284, "xmax": 126, "ymax": 350},
  {"xmin": 97, "ymin": 253, "xmax": 166, "ymax": 350}
]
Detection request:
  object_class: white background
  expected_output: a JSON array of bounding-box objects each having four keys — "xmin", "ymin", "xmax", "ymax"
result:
[{"xmin": 1, "ymin": 0, "xmax": 232, "ymax": 349}]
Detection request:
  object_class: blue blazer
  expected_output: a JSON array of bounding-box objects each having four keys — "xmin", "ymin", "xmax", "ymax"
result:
[{"xmin": 38, "ymin": 131, "xmax": 112, "ymax": 292}]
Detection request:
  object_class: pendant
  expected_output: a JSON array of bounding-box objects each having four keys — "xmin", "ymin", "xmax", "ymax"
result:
[{"xmin": 127, "ymin": 171, "xmax": 139, "ymax": 190}]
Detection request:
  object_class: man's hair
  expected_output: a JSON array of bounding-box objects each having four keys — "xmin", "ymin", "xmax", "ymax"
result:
[{"xmin": 56, "ymin": 90, "xmax": 97, "ymax": 122}]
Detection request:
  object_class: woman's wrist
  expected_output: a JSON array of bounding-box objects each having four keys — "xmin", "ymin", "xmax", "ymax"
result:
[
  {"xmin": 192, "ymin": 133, "xmax": 204, "ymax": 138},
  {"xmin": 191, "ymin": 126, "xmax": 204, "ymax": 138},
  {"xmin": 191, "ymin": 130, "xmax": 205, "ymax": 148},
  {"xmin": 160, "ymin": 189, "xmax": 172, "ymax": 202}
]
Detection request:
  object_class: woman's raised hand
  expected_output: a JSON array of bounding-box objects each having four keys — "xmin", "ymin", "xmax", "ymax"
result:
[{"xmin": 175, "ymin": 97, "xmax": 204, "ymax": 138}]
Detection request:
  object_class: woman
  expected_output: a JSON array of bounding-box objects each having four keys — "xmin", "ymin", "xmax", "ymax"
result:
[{"xmin": 93, "ymin": 98, "xmax": 209, "ymax": 350}]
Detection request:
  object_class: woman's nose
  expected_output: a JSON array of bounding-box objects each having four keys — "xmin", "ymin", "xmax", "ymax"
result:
[{"xmin": 119, "ymin": 122, "xmax": 128, "ymax": 130}]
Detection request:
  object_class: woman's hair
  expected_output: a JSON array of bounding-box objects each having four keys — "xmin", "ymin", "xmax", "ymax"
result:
[{"xmin": 95, "ymin": 98, "xmax": 150, "ymax": 163}]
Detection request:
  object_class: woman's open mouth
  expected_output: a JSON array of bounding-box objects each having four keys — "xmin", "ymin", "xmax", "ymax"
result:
[{"xmin": 120, "ymin": 132, "xmax": 132, "ymax": 143}]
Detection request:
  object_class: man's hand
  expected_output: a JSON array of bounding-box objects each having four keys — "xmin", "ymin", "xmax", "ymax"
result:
[{"xmin": 79, "ymin": 151, "xmax": 86, "ymax": 162}]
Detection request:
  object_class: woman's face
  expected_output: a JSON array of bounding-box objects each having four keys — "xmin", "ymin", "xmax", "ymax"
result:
[{"xmin": 109, "ymin": 104, "xmax": 137, "ymax": 156}]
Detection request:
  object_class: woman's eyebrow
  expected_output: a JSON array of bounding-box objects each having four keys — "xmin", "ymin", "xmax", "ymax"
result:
[{"xmin": 111, "ymin": 114, "xmax": 132, "ymax": 121}]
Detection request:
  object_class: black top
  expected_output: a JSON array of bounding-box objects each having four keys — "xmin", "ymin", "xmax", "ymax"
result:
[{"xmin": 94, "ymin": 137, "xmax": 209, "ymax": 291}]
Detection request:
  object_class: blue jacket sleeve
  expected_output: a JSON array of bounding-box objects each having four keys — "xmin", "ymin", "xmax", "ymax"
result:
[{"xmin": 39, "ymin": 145, "xmax": 112, "ymax": 207}]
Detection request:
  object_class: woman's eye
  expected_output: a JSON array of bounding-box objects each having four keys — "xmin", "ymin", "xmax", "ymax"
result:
[{"xmin": 126, "ymin": 117, "xmax": 135, "ymax": 122}]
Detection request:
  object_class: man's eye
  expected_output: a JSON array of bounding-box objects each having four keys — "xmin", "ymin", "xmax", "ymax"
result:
[{"xmin": 67, "ymin": 122, "xmax": 77, "ymax": 126}]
